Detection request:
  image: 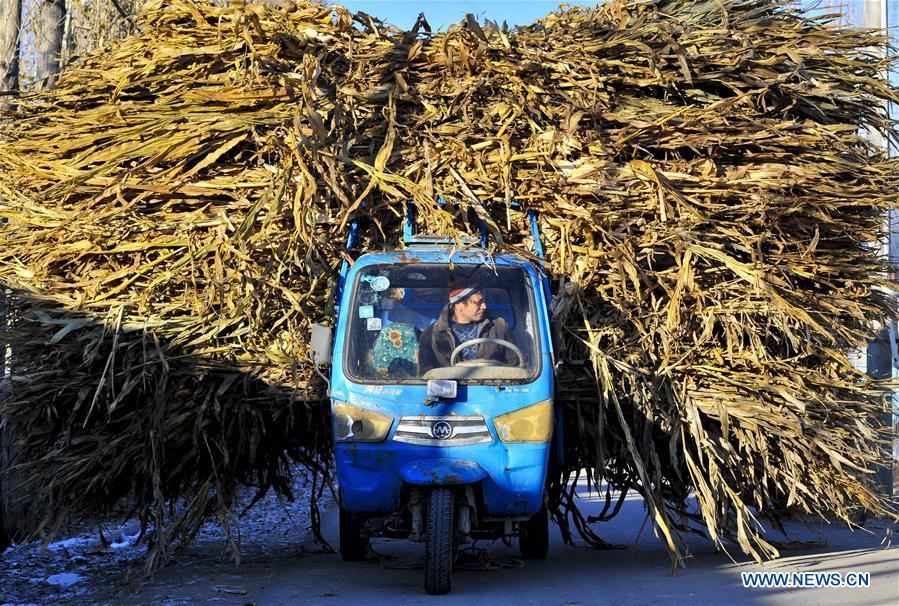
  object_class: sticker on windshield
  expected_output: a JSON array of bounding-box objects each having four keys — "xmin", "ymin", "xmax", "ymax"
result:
[
  {"xmin": 369, "ymin": 276, "xmax": 390, "ymax": 291},
  {"xmin": 358, "ymin": 305, "xmax": 374, "ymax": 319},
  {"xmin": 366, "ymin": 317, "xmax": 382, "ymax": 331}
]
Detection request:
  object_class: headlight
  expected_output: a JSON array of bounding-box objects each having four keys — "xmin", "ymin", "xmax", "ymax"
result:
[
  {"xmin": 493, "ymin": 400, "xmax": 553, "ymax": 443},
  {"xmin": 332, "ymin": 401, "xmax": 393, "ymax": 442}
]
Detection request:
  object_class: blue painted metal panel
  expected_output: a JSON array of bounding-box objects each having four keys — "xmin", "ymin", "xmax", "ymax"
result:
[
  {"xmin": 399, "ymin": 459, "xmax": 488, "ymax": 485},
  {"xmin": 527, "ymin": 210, "xmax": 545, "ymax": 260},
  {"xmin": 335, "ymin": 218, "xmax": 359, "ymax": 316},
  {"xmin": 336, "ymin": 440, "xmax": 549, "ymax": 516}
]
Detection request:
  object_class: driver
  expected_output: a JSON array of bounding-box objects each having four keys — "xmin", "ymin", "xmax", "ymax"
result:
[{"xmin": 419, "ymin": 286, "xmax": 517, "ymax": 373}]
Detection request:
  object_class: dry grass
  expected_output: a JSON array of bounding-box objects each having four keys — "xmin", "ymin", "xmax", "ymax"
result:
[{"xmin": 0, "ymin": 0, "xmax": 896, "ymax": 571}]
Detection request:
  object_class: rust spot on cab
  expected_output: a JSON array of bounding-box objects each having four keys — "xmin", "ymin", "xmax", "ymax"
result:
[{"xmin": 397, "ymin": 250, "xmax": 421, "ymax": 263}]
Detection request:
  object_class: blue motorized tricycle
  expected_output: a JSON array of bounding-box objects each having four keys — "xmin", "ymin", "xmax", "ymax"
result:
[{"xmin": 310, "ymin": 206, "xmax": 558, "ymax": 594}]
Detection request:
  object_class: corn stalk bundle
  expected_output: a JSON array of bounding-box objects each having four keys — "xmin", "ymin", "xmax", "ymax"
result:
[{"xmin": 0, "ymin": 0, "xmax": 896, "ymax": 570}]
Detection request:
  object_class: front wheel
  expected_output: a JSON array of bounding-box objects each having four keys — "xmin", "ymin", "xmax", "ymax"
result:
[
  {"xmin": 424, "ymin": 487, "xmax": 454, "ymax": 595},
  {"xmin": 519, "ymin": 505, "xmax": 549, "ymax": 559},
  {"xmin": 339, "ymin": 507, "xmax": 369, "ymax": 561}
]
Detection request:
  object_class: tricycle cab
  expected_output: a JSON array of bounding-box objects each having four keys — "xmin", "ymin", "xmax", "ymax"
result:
[
  {"xmin": 330, "ymin": 246, "xmax": 556, "ymax": 515},
  {"xmin": 326, "ymin": 245, "xmax": 557, "ymax": 591}
]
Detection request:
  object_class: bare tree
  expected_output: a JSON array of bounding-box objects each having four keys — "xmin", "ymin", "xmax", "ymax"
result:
[
  {"xmin": 0, "ymin": 0, "xmax": 18, "ymax": 549},
  {"xmin": 0, "ymin": 0, "xmax": 21, "ymax": 106},
  {"xmin": 33, "ymin": 0, "xmax": 64, "ymax": 89}
]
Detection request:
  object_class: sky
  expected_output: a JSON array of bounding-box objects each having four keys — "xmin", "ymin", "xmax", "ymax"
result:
[
  {"xmin": 334, "ymin": 1, "xmax": 597, "ymax": 30},
  {"xmin": 336, "ymin": 1, "xmax": 899, "ymax": 32}
]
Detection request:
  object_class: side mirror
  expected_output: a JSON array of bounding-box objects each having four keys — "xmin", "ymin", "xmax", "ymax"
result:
[{"xmin": 310, "ymin": 324, "xmax": 333, "ymax": 366}]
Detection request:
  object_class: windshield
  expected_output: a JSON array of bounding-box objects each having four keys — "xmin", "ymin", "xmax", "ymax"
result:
[{"xmin": 343, "ymin": 263, "xmax": 541, "ymax": 384}]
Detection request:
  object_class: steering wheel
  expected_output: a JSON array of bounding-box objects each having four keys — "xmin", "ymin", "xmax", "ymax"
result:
[{"xmin": 450, "ymin": 338, "xmax": 524, "ymax": 367}]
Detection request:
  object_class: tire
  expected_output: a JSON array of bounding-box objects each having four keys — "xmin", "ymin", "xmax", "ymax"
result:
[
  {"xmin": 339, "ymin": 507, "xmax": 369, "ymax": 561},
  {"xmin": 519, "ymin": 505, "xmax": 549, "ymax": 559},
  {"xmin": 424, "ymin": 487, "xmax": 454, "ymax": 595}
]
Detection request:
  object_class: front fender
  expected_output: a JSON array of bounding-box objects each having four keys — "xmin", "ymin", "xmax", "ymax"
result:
[{"xmin": 399, "ymin": 458, "xmax": 488, "ymax": 485}]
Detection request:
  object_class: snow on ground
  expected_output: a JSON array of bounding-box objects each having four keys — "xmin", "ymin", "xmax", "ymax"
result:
[
  {"xmin": 45, "ymin": 573, "xmax": 85, "ymax": 588},
  {"xmin": 0, "ymin": 468, "xmax": 331, "ymax": 606},
  {"xmin": 2, "ymin": 474, "xmax": 895, "ymax": 605},
  {"xmin": 91, "ymin": 477, "xmax": 897, "ymax": 605}
]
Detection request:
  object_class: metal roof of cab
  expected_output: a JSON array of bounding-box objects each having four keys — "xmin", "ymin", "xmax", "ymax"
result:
[{"xmin": 351, "ymin": 246, "xmax": 537, "ymax": 269}]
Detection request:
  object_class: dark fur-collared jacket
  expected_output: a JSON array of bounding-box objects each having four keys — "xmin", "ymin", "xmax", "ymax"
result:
[{"xmin": 419, "ymin": 304, "xmax": 515, "ymax": 373}]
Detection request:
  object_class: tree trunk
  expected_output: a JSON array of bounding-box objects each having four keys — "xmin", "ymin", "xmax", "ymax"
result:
[
  {"xmin": 0, "ymin": 292, "xmax": 28, "ymax": 550},
  {"xmin": 0, "ymin": 287, "xmax": 7, "ymax": 550},
  {"xmin": 0, "ymin": 0, "xmax": 21, "ymax": 108},
  {"xmin": 0, "ymin": 428, "xmax": 11, "ymax": 551},
  {"xmin": 0, "ymin": 0, "xmax": 18, "ymax": 546},
  {"xmin": 33, "ymin": 0, "xmax": 65, "ymax": 89}
]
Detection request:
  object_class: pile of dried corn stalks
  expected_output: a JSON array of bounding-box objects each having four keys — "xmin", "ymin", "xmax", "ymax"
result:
[{"xmin": 1, "ymin": 0, "xmax": 897, "ymax": 569}]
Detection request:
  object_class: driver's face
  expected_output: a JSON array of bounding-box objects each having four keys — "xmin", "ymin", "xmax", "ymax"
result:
[{"xmin": 456, "ymin": 293, "xmax": 486, "ymax": 323}]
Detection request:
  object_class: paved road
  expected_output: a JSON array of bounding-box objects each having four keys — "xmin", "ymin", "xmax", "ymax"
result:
[{"xmin": 109, "ymin": 485, "xmax": 898, "ymax": 606}]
